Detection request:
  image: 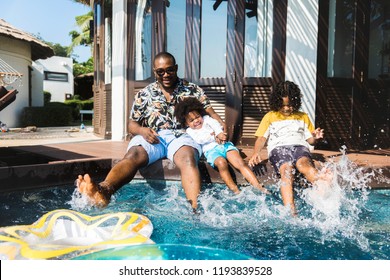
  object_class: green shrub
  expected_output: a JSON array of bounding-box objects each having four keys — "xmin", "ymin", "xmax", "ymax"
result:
[
  {"xmin": 63, "ymin": 99, "xmax": 82, "ymax": 119},
  {"xmin": 21, "ymin": 106, "xmax": 73, "ymax": 127},
  {"xmin": 80, "ymin": 99, "xmax": 94, "ymax": 110},
  {"xmin": 45, "ymin": 102, "xmax": 68, "ymax": 108},
  {"xmin": 43, "ymin": 91, "xmax": 51, "ymax": 105},
  {"xmin": 64, "ymin": 99, "xmax": 94, "ymax": 120}
]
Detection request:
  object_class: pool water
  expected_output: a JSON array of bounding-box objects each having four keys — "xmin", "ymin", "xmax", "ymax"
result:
[{"xmin": 0, "ymin": 154, "xmax": 389, "ymax": 260}]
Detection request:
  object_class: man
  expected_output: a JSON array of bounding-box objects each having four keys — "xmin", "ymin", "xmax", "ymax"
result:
[{"xmin": 76, "ymin": 52, "xmax": 225, "ymax": 211}]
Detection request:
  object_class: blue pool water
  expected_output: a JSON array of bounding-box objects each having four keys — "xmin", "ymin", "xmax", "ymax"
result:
[{"xmin": 0, "ymin": 154, "xmax": 389, "ymax": 260}]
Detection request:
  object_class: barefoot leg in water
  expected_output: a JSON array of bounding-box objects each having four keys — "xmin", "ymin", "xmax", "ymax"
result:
[
  {"xmin": 296, "ymin": 157, "xmax": 333, "ymax": 197},
  {"xmin": 76, "ymin": 146, "xmax": 149, "ymax": 207},
  {"xmin": 76, "ymin": 174, "xmax": 109, "ymax": 207}
]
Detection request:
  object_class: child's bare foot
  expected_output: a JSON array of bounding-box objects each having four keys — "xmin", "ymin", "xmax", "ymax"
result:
[
  {"xmin": 319, "ymin": 167, "xmax": 333, "ymax": 183},
  {"xmin": 233, "ymin": 189, "xmax": 241, "ymax": 194},
  {"xmin": 254, "ymin": 184, "xmax": 270, "ymax": 195},
  {"xmin": 76, "ymin": 174, "xmax": 110, "ymax": 207},
  {"xmin": 312, "ymin": 178, "xmax": 333, "ymax": 199}
]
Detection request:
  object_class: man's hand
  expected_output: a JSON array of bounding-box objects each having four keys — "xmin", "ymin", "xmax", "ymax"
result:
[
  {"xmin": 140, "ymin": 127, "xmax": 160, "ymax": 144},
  {"xmin": 215, "ymin": 132, "xmax": 227, "ymax": 144}
]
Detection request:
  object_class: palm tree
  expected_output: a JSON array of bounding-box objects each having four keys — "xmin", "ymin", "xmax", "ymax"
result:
[
  {"xmin": 67, "ymin": 10, "xmax": 93, "ymax": 57},
  {"xmin": 67, "ymin": 0, "xmax": 93, "ymax": 58},
  {"xmin": 70, "ymin": 0, "xmax": 91, "ymax": 6}
]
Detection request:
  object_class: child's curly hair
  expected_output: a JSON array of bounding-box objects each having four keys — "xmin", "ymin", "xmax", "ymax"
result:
[
  {"xmin": 269, "ymin": 81, "xmax": 302, "ymax": 112},
  {"xmin": 175, "ymin": 97, "xmax": 207, "ymax": 128}
]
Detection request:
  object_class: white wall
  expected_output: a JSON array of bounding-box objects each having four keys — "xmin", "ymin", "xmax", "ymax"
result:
[
  {"xmin": 111, "ymin": 0, "xmax": 127, "ymax": 140},
  {"xmin": 0, "ymin": 37, "xmax": 34, "ymax": 128},
  {"xmin": 285, "ymin": 0, "xmax": 319, "ymax": 124},
  {"xmin": 31, "ymin": 65, "xmax": 44, "ymax": 107},
  {"xmin": 33, "ymin": 56, "xmax": 74, "ymax": 102}
]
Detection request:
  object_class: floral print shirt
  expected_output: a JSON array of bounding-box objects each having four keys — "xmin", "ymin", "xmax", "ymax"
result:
[{"xmin": 130, "ymin": 78, "xmax": 211, "ymax": 136}]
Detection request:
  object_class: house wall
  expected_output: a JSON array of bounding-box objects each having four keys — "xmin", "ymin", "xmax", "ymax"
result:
[
  {"xmin": 285, "ymin": 0, "xmax": 319, "ymax": 124},
  {"xmin": 111, "ymin": 0, "xmax": 127, "ymax": 141},
  {"xmin": 33, "ymin": 56, "xmax": 74, "ymax": 102},
  {"xmin": 0, "ymin": 36, "xmax": 36, "ymax": 128}
]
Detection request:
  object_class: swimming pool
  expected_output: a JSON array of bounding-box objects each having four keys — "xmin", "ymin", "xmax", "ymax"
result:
[{"xmin": 0, "ymin": 153, "xmax": 389, "ymax": 260}]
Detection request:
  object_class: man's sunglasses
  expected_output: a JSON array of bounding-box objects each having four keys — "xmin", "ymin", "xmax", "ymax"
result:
[{"xmin": 154, "ymin": 66, "xmax": 177, "ymax": 77}]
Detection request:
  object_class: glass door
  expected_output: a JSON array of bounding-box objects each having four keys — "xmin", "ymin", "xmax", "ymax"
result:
[
  {"xmin": 316, "ymin": 0, "xmax": 388, "ymax": 150},
  {"xmin": 366, "ymin": 0, "xmax": 390, "ymax": 148},
  {"xmin": 128, "ymin": 0, "xmax": 282, "ymax": 145},
  {"xmin": 241, "ymin": 0, "xmax": 280, "ymax": 145}
]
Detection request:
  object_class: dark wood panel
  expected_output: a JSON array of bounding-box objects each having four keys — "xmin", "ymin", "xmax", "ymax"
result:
[
  {"xmin": 365, "ymin": 80, "xmax": 390, "ymax": 149},
  {"xmin": 320, "ymin": 85, "xmax": 353, "ymax": 150},
  {"xmin": 203, "ymin": 86, "xmax": 226, "ymax": 122},
  {"xmin": 240, "ymin": 85, "xmax": 272, "ymax": 145}
]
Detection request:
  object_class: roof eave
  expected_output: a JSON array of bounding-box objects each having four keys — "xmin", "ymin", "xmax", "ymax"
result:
[{"xmin": 31, "ymin": 42, "xmax": 54, "ymax": 61}]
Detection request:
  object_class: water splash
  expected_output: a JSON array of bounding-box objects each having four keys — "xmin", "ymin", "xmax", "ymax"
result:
[
  {"xmin": 67, "ymin": 188, "xmax": 116, "ymax": 211},
  {"xmin": 295, "ymin": 146, "xmax": 373, "ymax": 250},
  {"xmin": 192, "ymin": 146, "xmax": 375, "ymax": 252},
  {"xmin": 67, "ymin": 189, "xmax": 94, "ymax": 210},
  {"xmin": 63, "ymin": 147, "xmax": 382, "ymax": 257}
]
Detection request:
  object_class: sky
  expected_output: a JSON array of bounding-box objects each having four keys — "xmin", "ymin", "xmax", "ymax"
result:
[{"xmin": 1, "ymin": 0, "xmax": 91, "ymax": 62}]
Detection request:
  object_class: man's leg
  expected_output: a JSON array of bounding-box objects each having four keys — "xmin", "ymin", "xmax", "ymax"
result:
[
  {"xmin": 77, "ymin": 146, "xmax": 149, "ymax": 206},
  {"xmin": 173, "ymin": 145, "xmax": 201, "ymax": 209}
]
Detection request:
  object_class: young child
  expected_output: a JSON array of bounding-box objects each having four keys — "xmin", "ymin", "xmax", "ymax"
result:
[
  {"xmin": 248, "ymin": 81, "xmax": 330, "ymax": 216},
  {"xmin": 175, "ymin": 97, "xmax": 268, "ymax": 194}
]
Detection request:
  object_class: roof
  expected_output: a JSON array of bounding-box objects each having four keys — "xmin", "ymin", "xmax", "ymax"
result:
[
  {"xmin": 80, "ymin": 0, "xmax": 92, "ymax": 5},
  {"xmin": 75, "ymin": 72, "xmax": 94, "ymax": 79},
  {"xmin": 0, "ymin": 19, "xmax": 54, "ymax": 61}
]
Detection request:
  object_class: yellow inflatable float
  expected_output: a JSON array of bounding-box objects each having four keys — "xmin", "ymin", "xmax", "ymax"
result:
[{"xmin": 0, "ymin": 209, "xmax": 154, "ymax": 260}]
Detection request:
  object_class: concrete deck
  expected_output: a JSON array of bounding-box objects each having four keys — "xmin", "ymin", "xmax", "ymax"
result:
[{"xmin": 0, "ymin": 126, "xmax": 389, "ymax": 192}]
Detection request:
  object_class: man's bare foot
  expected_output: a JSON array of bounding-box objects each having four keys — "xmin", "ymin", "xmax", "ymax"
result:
[{"xmin": 76, "ymin": 174, "xmax": 110, "ymax": 207}]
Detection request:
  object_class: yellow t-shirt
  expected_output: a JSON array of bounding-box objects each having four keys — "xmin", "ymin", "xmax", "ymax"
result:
[{"xmin": 255, "ymin": 111, "xmax": 314, "ymax": 154}]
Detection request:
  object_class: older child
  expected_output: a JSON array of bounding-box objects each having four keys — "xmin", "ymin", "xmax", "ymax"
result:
[
  {"xmin": 248, "ymin": 81, "xmax": 330, "ymax": 216},
  {"xmin": 175, "ymin": 97, "xmax": 268, "ymax": 194}
]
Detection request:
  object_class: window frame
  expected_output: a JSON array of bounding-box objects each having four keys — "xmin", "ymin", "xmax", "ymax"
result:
[{"xmin": 43, "ymin": 71, "xmax": 69, "ymax": 82}]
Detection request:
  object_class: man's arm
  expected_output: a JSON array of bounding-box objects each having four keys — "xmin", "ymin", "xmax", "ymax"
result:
[
  {"xmin": 205, "ymin": 107, "xmax": 227, "ymax": 144},
  {"xmin": 205, "ymin": 107, "xmax": 226, "ymax": 132}
]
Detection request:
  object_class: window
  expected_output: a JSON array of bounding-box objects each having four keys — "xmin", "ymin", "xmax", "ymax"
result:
[
  {"xmin": 135, "ymin": 0, "xmax": 152, "ymax": 80},
  {"xmin": 44, "ymin": 71, "xmax": 68, "ymax": 82},
  {"xmin": 200, "ymin": 1, "xmax": 227, "ymax": 78},
  {"xmin": 166, "ymin": 0, "xmax": 186, "ymax": 78},
  {"xmin": 369, "ymin": 0, "xmax": 390, "ymax": 79},
  {"xmin": 104, "ymin": 0, "xmax": 112, "ymax": 84},
  {"xmin": 94, "ymin": 2, "xmax": 101, "ymax": 84},
  {"xmin": 327, "ymin": 0, "xmax": 355, "ymax": 78},
  {"xmin": 244, "ymin": 0, "xmax": 273, "ymax": 77}
]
